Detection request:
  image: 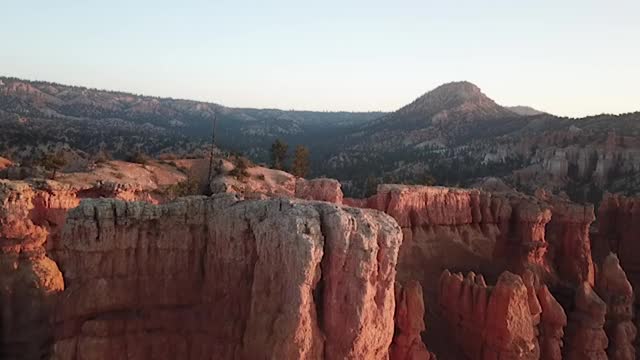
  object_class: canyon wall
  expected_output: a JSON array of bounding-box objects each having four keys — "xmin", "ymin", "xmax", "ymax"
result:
[
  {"xmin": 347, "ymin": 185, "xmax": 597, "ymax": 293},
  {"xmin": 1, "ymin": 179, "xmax": 403, "ymax": 359}
]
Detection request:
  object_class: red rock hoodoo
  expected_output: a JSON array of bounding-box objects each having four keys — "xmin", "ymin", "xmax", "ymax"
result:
[
  {"xmin": 596, "ymin": 253, "xmax": 637, "ymax": 360},
  {"xmin": 439, "ymin": 270, "xmax": 542, "ymax": 359},
  {"xmin": 389, "ymin": 280, "xmax": 434, "ymax": 360}
]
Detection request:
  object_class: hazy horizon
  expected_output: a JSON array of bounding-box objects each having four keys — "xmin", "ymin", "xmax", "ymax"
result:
[{"xmin": 3, "ymin": 0, "xmax": 639, "ymax": 117}]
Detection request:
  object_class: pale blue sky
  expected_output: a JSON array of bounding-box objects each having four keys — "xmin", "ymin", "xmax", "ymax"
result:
[{"xmin": 2, "ymin": 0, "xmax": 639, "ymax": 117}]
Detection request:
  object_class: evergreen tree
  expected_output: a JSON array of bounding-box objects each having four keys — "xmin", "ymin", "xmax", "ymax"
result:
[
  {"xmin": 291, "ymin": 145, "xmax": 310, "ymax": 178},
  {"xmin": 270, "ymin": 139, "xmax": 288, "ymax": 170},
  {"xmin": 365, "ymin": 175, "xmax": 379, "ymax": 197},
  {"xmin": 40, "ymin": 151, "xmax": 67, "ymax": 180}
]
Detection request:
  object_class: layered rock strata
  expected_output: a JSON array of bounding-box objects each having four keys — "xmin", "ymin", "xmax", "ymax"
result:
[{"xmin": 348, "ymin": 185, "xmax": 597, "ymax": 291}]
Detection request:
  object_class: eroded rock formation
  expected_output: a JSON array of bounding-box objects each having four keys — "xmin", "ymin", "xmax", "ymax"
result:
[
  {"xmin": 538, "ymin": 284, "xmax": 567, "ymax": 360},
  {"xmin": 439, "ymin": 270, "xmax": 541, "ymax": 359},
  {"xmin": 389, "ymin": 281, "xmax": 434, "ymax": 360},
  {"xmin": 294, "ymin": 178, "xmax": 344, "ymax": 204},
  {"xmin": 538, "ymin": 191, "xmax": 596, "ymax": 286},
  {"xmin": 596, "ymin": 253, "xmax": 637, "ymax": 360},
  {"xmin": 564, "ymin": 282, "xmax": 608, "ymax": 359},
  {"xmin": 0, "ymin": 180, "xmax": 65, "ymax": 359},
  {"xmin": 1, "ymin": 178, "xmax": 404, "ymax": 359}
]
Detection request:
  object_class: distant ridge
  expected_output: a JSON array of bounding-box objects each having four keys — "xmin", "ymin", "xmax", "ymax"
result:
[{"xmin": 507, "ymin": 105, "xmax": 547, "ymax": 116}]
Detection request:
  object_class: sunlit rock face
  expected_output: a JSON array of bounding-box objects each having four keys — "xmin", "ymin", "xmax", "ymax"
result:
[
  {"xmin": 439, "ymin": 270, "xmax": 543, "ymax": 360},
  {"xmin": 0, "ymin": 178, "xmax": 403, "ymax": 359},
  {"xmin": 294, "ymin": 178, "xmax": 344, "ymax": 204},
  {"xmin": 0, "ymin": 181, "xmax": 65, "ymax": 359},
  {"xmin": 537, "ymin": 190, "xmax": 596, "ymax": 287},
  {"xmin": 346, "ymin": 185, "xmax": 597, "ymax": 293}
]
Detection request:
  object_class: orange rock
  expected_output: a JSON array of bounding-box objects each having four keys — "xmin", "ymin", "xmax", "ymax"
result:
[
  {"xmin": 564, "ymin": 282, "xmax": 608, "ymax": 360},
  {"xmin": 544, "ymin": 195, "xmax": 596, "ymax": 286},
  {"xmin": 295, "ymin": 178, "xmax": 344, "ymax": 204},
  {"xmin": 1, "ymin": 178, "xmax": 404, "ymax": 359},
  {"xmin": 390, "ymin": 281, "xmax": 434, "ymax": 360},
  {"xmin": 483, "ymin": 272, "xmax": 539, "ymax": 360}
]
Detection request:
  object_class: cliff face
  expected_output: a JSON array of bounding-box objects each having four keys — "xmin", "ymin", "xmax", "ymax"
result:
[
  {"xmin": 537, "ymin": 191, "xmax": 596, "ymax": 286},
  {"xmin": 0, "ymin": 179, "xmax": 403, "ymax": 359},
  {"xmin": 598, "ymin": 193, "xmax": 640, "ymax": 288},
  {"xmin": 348, "ymin": 185, "xmax": 596, "ymax": 291},
  {"xmin": 343, "ymin": 184, "xmax": 600, "ymax": 357},
  {"xmin": 0, "ymin": 181, "xmax": 65, "ymax": 359}
]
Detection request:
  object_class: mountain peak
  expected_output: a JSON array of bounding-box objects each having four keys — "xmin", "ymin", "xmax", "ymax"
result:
[
  {"xmin": 396, "ymin": 81, "xmax": 504, "ymax": 118},
  {"xmin": 428, "ymin": 81, "xmax": 484, "ymax": 100}
]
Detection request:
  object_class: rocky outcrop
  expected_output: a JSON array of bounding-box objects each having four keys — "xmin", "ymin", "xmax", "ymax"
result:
[
  {"xmin": 344, "ymin": 184, "xmax": 601, "ymax": 357},
  {"xmin": 538, "ymin": 190, "xmax": 596, "ymax": 286},
  {"xmin": 564, "ymin": 282, "xmax": 608, "ymax": 360},
  {"xmin": 598, "ymin": 193, "xmax": 640, "ymax": 289},
  {"xmin": 211, "ymin": 161, "xmax": 346, "ymax": 205},
  {"xmin": 295, "ymin": 178, "xmax": 344, "ymax": 204},
  {"xmin": 76, "ymin": 180, "xmax": 159, "ymax": 203},
  {"xmin": 598, "ymin": 193, "xmax": 640, "ymax": 345},
  {"xmin": 0, "ymin": 180, "xmax": 65, "ymax": 359},
  {"xmin": 439, "ymin": 270, "xmax": 541, "ymax": 360},
  {"xmin": 389, "ymin": 281, "xmax": 434, "ymax": 360},
  {"xmin": 1, "ymin": 177, "xmax": 404, "ymax": 359},
  {"xmin": 596, "ymin": 253, "xmax": 637, "ymax": 360}
]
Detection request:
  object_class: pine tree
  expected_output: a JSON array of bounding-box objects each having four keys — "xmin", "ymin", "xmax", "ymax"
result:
[
  {"xmin": 40, "ymin": 151, "xmax": 67, "ymax": 180},
  {"xmin": 291, "ymin": 145, "xmax": 310, "ymax": 178},
  {"xmin": 270, "ymin": 139, "xmax": 288, "ymax": 170}
]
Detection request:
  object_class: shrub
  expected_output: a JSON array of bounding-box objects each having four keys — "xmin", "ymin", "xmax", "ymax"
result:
[
  {"xmin": 128, "ymin": 150, "xmax": 150, "ymax": 165},
  {"xmin": 164, "ymin": 177, "xmax": 200, "ymax": 200},
  {"xmin": 229, "ymin": 155, "xmax": 250, "ymax": 179}
]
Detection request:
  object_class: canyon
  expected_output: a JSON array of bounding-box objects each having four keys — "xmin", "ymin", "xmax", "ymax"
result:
[{"xmin": 1, "ymin": 159, "xmax": 639, "ymax": 359}]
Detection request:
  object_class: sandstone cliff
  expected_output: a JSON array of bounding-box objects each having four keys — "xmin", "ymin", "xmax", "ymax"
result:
[{"xmin": 1, "ymin": 179, "xmax": 403, "ymax": 359}]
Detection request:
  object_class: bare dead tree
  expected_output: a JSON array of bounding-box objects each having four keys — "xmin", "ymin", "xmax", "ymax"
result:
[{"xmin": 206, "ymin": 110, "xmax": 218, "ymax": 183}]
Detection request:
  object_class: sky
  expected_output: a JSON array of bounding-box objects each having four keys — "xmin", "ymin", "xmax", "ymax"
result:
[{"xmin": 2, "ymin": 0, "xmax": 639, "ymax": 117}]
